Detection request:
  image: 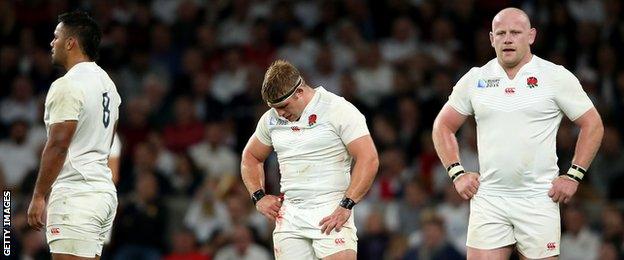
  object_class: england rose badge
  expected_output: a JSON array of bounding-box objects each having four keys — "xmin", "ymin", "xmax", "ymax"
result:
[
  {"xmin": 527, "ymin": 76, "xmax": 538, "ymax": 88},
  {"xmin": 308, "ymin": 114, "xmax": 317, "ymax": 126}
]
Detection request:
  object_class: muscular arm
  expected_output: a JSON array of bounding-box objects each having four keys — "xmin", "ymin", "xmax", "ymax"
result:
[
  {"xmin": 344, "ymin": 135, "xmax": 379, "ymax": 203},
  {"xmin": 432, "ymin": 104, "xmax": 468, "ymax": 167},
  {"xmin": 549, "ymin": 108, "xmax": 603, "ymax": 203},
  {"xmin": 33, "ymin": 121, "xmax": 77, "ymax": 198},
  {"xmin": 241, "ymin": 136, "xmax": 273, "ymax": 195},
  {"xmin": 571, "ymin": 108, "xmax": 604, "ymax": 168}
]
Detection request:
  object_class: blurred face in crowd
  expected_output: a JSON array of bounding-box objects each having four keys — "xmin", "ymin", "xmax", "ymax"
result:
[{"xmin": 490, "ymin": 8, "xmax": 536, "ymax": 69}]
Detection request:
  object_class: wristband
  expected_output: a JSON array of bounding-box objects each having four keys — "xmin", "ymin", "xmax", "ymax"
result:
[
  {"xmin": 251, "ymin": 189, "xmax": 266, "ymax": 205},
  {"xmin": 560, "ymin": 164, "xmax": 586, "ymax": 182},
  {"xmin": 339, "ymin": 197, "xmax": 356, "ymax": 210},
  {"xmin": 447, "ymin": 162, "xmax": 466, "ymax": 181}
]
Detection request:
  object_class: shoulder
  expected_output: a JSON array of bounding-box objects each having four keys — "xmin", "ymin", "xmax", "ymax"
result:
[
  {"xmin": 474, "ymin": 58, "xmax": 500, "ymax": 77},
  {"xmin": 258, "ymin": 109, "xmax": 286, "ymax": 128},
  {"xmin": 537, "ymin": 58, "xmax": 579, "ymax": 85},
  {"xmin": 323, "ymin": 90, "xmax": 361, "ymax": 116},
  {"xmin": 49, "ymin": 76, "xmax": 81, "ymax": 96}
]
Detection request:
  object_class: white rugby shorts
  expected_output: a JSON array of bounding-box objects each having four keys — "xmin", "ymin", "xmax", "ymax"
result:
[
  {"xmin": 46, "ymin": 188, "xmax": 117, "ymax": 257},
  {"xmin": 273, "ymin": 200, "xmax": 358, "ymax": 259},
  {"xmin": 467, "ymin": 194, "xmax": 560, "ymax": 258}
]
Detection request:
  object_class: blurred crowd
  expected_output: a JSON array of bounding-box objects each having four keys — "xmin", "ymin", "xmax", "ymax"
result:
[{"xmin": 2, "ymin": 0, "xmax": 624, "ymax": 259}]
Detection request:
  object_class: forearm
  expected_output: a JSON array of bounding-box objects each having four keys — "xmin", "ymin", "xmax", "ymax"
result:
[
  {"xmin": 345, "ymin": 156, "xmax": 379, "ymax": 203},
  {"xmin": 241, "ymin": 158, "xmax": 266, "ymax": 195},
  {"xmin": 432, "ymin": 124, "xmax": 461, "ymax": 167},
  {"xmin": 33, "ymin": 143, "xmax": 69, "ymax": 197},
  {"xmin": 572, "ymin": 122, "xmax": 604, "ymax": 169}
]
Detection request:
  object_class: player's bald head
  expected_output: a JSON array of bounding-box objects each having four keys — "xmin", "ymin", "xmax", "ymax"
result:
[{"xmin": 492, "ymin": 8, "xmax": 532, "ymax": 31}]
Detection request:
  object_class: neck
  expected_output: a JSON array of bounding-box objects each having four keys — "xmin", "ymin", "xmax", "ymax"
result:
[
  {"xmin": 301, "ymin": 86, "xmax": 316, "ymax": 106},
  {"xmin": 499, "ymin": 53, "xmax": 533, "ymax": 79},
  {"xmin": 64, "ymin": 54, "xmax": 91, "ymax": 71}
]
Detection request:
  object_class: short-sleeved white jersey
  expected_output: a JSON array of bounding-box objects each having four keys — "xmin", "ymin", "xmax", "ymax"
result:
[
  {"xmin": 254, "ymin": 87, "xmax": 369, "ymax": 206},
  {"xmin": 447, "ymin": 56, "xmax": 593, "ymax": 197},
  {"xmin": 44, "ymin": 62, "xmax": 121, "ymax": 192}
]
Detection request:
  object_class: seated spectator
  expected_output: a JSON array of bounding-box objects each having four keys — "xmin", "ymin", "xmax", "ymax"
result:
[
  {"xmin": 213, "ymin": 225, "xmax": 271, "ymax": 260},
  {"xmin": 402, "ymin": 212, "xmax": 463, "ymax": 260}
]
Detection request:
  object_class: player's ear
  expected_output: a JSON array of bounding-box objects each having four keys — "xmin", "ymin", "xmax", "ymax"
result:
[
  {"xmin": 66, "ymin": 36, "xmax": 75, "ymax": 50},
  {"xmin": 528, "ymin": 28, "xmax": 537, "ymax": 45},
  {"xmin": 489, "ymin": 31, "xmax": 494, "ymax": 47},
  {"xmin": 294, "ymin": 87, "xmax": 303, "ymax": 99}
]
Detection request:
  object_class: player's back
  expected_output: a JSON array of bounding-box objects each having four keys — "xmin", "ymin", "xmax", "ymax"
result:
[{"xmin": 44, "ymin": 62, "xmax": 121, "ymax": 192}]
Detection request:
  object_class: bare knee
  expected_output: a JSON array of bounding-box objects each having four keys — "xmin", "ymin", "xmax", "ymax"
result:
[
  {"xmin": 467, "ymin": 245, "xmax": 514, "ymax": 260},
  {"xmin": 323, "ymin": 249, "xmax": 356, "ymax": 260},
  {"xmin": 519, "ymin": 253, "xmax": 558, "ymax": 260},
  {"xmin": 53, "ymin": 253, "xmax": 97, "ymax": 260}
]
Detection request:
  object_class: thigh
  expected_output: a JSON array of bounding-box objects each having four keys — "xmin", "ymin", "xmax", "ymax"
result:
[
  {"xmin": 322, "ymin": 249, "xmax": 356, "ymax": 260},
  {"xmin": 466, "ymin": 195, "xmax": 516, "ymax": 250},
  {"xmin": 273, "ymin": 232, "xmax": 318, "ymax": 260},
  {"xmin": 467, "ymin": 245, "xmax": 514, "ymax": 260},
  {"xmin": 47, "ymin": 189, "xmax": 117, "ymax": 256},
  {"xmin": 50, "ymin": 239, "xmax": 100, "ymax": 258},
  {"xmin": 508, "ymin": 196, "xmax": 560, "ymax": 259},
  {"xmin": 312, "ymin": 226, "xmax": 357, "ymax": 259}
]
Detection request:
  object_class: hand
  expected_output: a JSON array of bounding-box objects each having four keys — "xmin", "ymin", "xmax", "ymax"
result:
[
  {"xmin": 548, "ymin": 176, "xmax": 579, "ymax": 203},
  {"xmin": 319, "ymin": 206, "xmax": 351, "ymax": 235},
  {"xmin": 27, "ymin": 195, "xmax": 46, "ymax": 231},
  {"xmin": 255, "ymin": 195, "xmax": 282, "ymax": 222},
  {"xmin": 453, "ymin": 172, "xmax": 480, "ymax": 200}
]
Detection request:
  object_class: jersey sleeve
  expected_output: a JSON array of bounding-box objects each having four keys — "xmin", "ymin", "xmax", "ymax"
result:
[
  {"xmin": 253, "ymin": 111, "xmax": 273, "ymax": 146},
  {"xmin": 333, "ymin": 99, "xmax": 370, "ymax": 145},
  {"xmin": 46, "ymin": 78, "xmax": 85, "ymax": 124},
  {"xmin": 553, "ymin": 66, "xmax": 594, "ymax": 121},
  {"xmin": 447, "ymin": 68, "xmax": 476, "ymax": 115}
]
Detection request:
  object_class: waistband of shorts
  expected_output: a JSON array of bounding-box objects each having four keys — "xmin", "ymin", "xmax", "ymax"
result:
[
  {"xmin": 279, "ymin": 162, "xmax": 350, "ymax": 174},
  {"xmin": 475, "ymin": 189, "xmax": 550, "ymax": 199},
  {"xmin": 283, "ymin": 193, "xmax": 343, "ymax": 209}
]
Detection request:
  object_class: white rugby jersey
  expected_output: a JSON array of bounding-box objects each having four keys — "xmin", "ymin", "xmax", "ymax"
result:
[
  {"xmin": 447, "ymin": 56, "xmax": 593, "ymax": 197},
  {"xmin": 254, "ymin": 87, "xmax": 369, "ymax": 206},
  {"xmin": 44, "ymin": 62, "xmax": 121, "ymax": 192}
]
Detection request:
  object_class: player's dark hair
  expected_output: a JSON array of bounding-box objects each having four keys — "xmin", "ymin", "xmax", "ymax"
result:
[{"xmin": 58, "ymin": 11, "xmax": 101, "ymax": 61}]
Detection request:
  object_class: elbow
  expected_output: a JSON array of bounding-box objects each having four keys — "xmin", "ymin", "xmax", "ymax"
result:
[
  {"xmin": 372, "ymin": 157, "xmax": 380, "ymax": 174},
  {"xmin": 47, "ymin": 140, "xmax": 71, "ymax": 155},
  {"xmin": 369, "ymin": 154, "xmax": 380, "ymax": 174},
  {"xmin": 586, "ymin": 114, "xmax": 604, "ymax": 139}
]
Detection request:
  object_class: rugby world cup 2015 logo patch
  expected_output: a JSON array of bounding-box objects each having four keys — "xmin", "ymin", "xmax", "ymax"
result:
[
  {"xmin": 477, "ymin": 78, "xmax": 500, "ymax": 88},
  {"xmin": 527, "ymin": 76, "xmax": 538, "ymax": 88}
]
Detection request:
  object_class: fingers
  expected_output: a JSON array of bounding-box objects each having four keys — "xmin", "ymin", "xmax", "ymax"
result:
[
  {"xmin": 468, "ymin": 185, "xmax": 478, "ymax": 195},
  {"xmin": 319, "ymin": 216, "xmax": 335, "ymax": 235},
  {"xmin": 269, "ymin": 203, "xmax": 281, "ymax": 213},
  {"xmin": 257, "ymin": 195, "xmax": 283, "ymax": 221},
  {"xmin": 263, "ymin": 212, "xmax": 276, "ymax": 222},
  {"xmin": 321, "ymin": 221, "xmax": 337, "ymax": 235},
  {"xmin": 27, "ymin": 213, "xmax": 43, "ymax": 231},
  {"xmin": 550, "ymin": 189, "xmax": 567, "ymax": 203},
  {"xmin": 319, "ymin": 213, "xmax": 349, "ymax": 235},
  {"xmin": 319, "ymin": 216, "xmax": 330, "ymax": 226}
]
